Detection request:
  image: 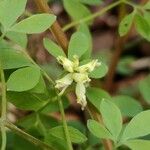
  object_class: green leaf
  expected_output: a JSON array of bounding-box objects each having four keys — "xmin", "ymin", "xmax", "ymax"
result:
[
  {"xmin": 0, "ymin": 48, "xmax": 32, "ymax": 69},
  {"xmin": 121, "ymin": 110, "xmax": 150, "ymax": 141},
  {"xmin": 86, "ymin": 87, "xmax": 111, "ymax": 112},
  {"xmin": 78, "ymin": 24, "xmax": 92, "ymax": 59},
  {"xmin": 119, "ymin": 12, "xmax": 135, "ymax": 36},
  {"xmin": 63, "ymin": 0, "xmax": 91, "ymax": 23},
  {"xmin": 78, "ymin": 0, "xmax": 103, "ymax": 5},
  {"xmin": 117, "ymin": 56, "xmax": 135, "ymax": 75},
  {"xmin": 139, "ymin": 75, "xmax": 150, "ymax": 103},
  {"xmin": 100, "ymin": 99, "xmax": 122, "ymax": 141},
  {"xmin": 89, "ymin": 62, "xmax": 108, "ymax": 78},
  {"xmin": 29, "ymin": 76, "xmax": 46, "ymax": 94},
  {"xmin": 135, "ymin": 14, "xmax": 150, "ymax": 41},
  {"xmin": 87, "ymin": 119, "xmax": 113, "ymax": 140},
  {"xmin": 6, "ymin": 31, "xmax": 27, "ymax": 48},
  {"xmin": 45, "ymin": 134, "xmax": 67, "ymax": 150},
  {"xmin": 7, "ymin": 91, "xmax": 48, "ymax": 111},
  {"xmin": 124, "ymin": 140, "xmax": 150, "ymax": 150},
  {"xmin": 17, "ymin": 113, "xmax": 58, "ymax": 129},
  {"xmin": 112, "ymin": 95, "xmax": 143, "ymax": 117},
  {"xmin": 0, "ymin": 0, "xmax": 27, "ymax": 29},
  {"xmin": 68, "ymin": 32, "xmax": 89, "ymax": 59},
  {"xmin": 41, "ymin": 96, "xmax": 70, "ymax": 113},
  {"xmin": 144, "ymin": 12, "xmax": 150, "ymax": 26},
  {"xmin": 7, "ymin": 66, "xmax": 41, "ymax": 92},
  {"xmin": 43, "ymin": 38, "xmax": 66, "ymax": 58},
  {"xmin": 11, "ymin": 133, "xmax": 40, "ymax": 150},
  {"xmin": 47, "ymin": 126, "xmax": 87, "ymax": 143},
  {"xmin": 9, "ymin": 14, "xmax": 56, "ymax": 34}
]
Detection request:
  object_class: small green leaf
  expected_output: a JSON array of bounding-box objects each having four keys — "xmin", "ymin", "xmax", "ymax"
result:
[
  {"xmin": 43, "ymin": 38, "xmax": 66, "ymax": 58},
  {"xmin": 68, "ymin": 32, "xmax": 89, "ymax": 59},
  {"xmin": 45, "ymin": 134, "xmax": 67, "ymax": 150},
  {"xmin": 139, "ymin": 75, "xmax": 150, "ymax": 103},
  {"xmin": 78, "ymin": 24, "xmax": 92, "ymax": 59},
  {"xmin": 87, "ymin": 119, "xmax": 113, "ymax": 140},
  {"xmin": 0, "ymin": 0, "xmax": 27, "ymax": 29},
  {"xmin": 7, "ymin": 66, "xmax": 41, "ymax": 92},
  {"xmin": 29, "ymin": 76, "xmax": 46, "ymax": 94},
  {"xmin": 78, "ymin": 0, "xmax": 103, "ymax": 5},
  {"xmin": 48, "ymin": 126, "xmax": 87, "ymax": 143},
  {"xmin": 121, "ymin": 110, "xmax": 150, "ymax": 141},
  {"xmin": 6, "ymin": 31, "xmax": 27, "ymax": 48},
  {"xmin": 86, "ymin": 87, "xmax": 111, "ymax": 111},
  {"xmin": 100, "ymin": 99, "xmax": 122, "ymax": 141},
  {"xmin": 7, "ymin": 91, "xmax": 48, "ymax": 111},
  {"xmin": 124, "ymin": 140, "xmax": 150, "ymax": 150},
  {"xmin": 89, "ymin": 62, "xmax": 108, "ymax": 78},
  {"xmin": 135, "ymin": 14, "xmax": 150, "ymax": 41},
  {"xmin": 63, "ymin": 0, "xmax": 91, "ymax": 23},
  {"xmin": 119, "ymin": 12, "xmax": 134, "ymax": 36},
  {"xmin": 41, "ymin": 96, "xmax": 70, "ymax": 113},
  {"xmin": 0, "ymin": 48, "xmax": 32, "ymax": 69},
  {"xmin": 10, "ymin": 14, "xmax": 56, "ymax": 34},
  {"xmin": 112, "ymin": 95, "xmax": 143, "ymax": 117},
  {"xmin": 144, "ymin": 12, "xmax": 150, "ymax": 26},
  {"xmin": 117, "ymin": 56, "xmax": 135, "ymax": 75}
]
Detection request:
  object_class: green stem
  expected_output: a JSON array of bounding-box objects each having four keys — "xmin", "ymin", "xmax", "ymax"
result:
[
  {"xmin": 0, "ymin": 64, "xmax": 7, "ymax": 150},
  {"xmin": 58, "ymin": 97, "xmax": 73, "ymax": 150},
  {"xmin": 22, "ymin": 48, "xmax": 73, "ymax": 150},
  {"xmin": 0, "ymin": 33, "xmax": 5, "ymax": 41},
  {"xmin": 2, "ymin": 120, "xmax": 56, "ymax": 150},
  {"xmin": 63, "ymin": 0, "xmax": 122, "ymax": 31}
]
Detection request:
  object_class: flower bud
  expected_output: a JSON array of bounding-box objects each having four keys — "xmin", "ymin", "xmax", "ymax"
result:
[
  {"xmin": 57, "ymin": 56, "xmax": 74, "ymax": 72},
  {"xmin": 75, "ymin": 82, "xmax": 87, "ymax": 110}
]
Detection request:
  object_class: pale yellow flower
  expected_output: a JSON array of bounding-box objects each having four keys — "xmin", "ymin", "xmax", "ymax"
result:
[{"xmin": 55, "ymin": 55, "xmax": 101, "ymax": 110}]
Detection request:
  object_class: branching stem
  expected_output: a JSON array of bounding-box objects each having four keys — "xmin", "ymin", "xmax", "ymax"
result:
[
  {"xmin": 63, "ymin": 0, "xmax": 122, "ymax": 31},
  {"xmin": 0, "ymin": 64, "xmax": 7, "ymax": 150}
]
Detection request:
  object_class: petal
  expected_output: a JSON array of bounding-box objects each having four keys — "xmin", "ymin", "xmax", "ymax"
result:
[
  {"xmin": 75, "ymin": 82, "xmax": 87, "ymax": 110},
  {"xmin": 55, "ymin": 73, "xmax": 73, "ymax": 95},
  {"xmin": 76, "ymin": 59, "xmax": 101, "ymax": 73},
  {"xmin": 72, "ymin": 55, "xmax": 79, "ymax": 69},
  {"xmin": 72, "ymin": 73, "xmax": 91, "ymax": 83},
  {"xmin": 57, "ymin": 56, "xmax": 74, "ymax": 72}
]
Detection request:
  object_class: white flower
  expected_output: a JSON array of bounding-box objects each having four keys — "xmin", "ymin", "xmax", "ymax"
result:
[
  {"xmin": 55, "ymin": 55, "xmax": 102, "ymax": 110},
  {"xmin": 76, "ymin": 59, "xmax": 101, "ymax": 73},
  {"xmin": 55, "ymin": 73, "xmax": 73, "ymax": 95},
  {"xmin": 57, "ymin": 56, "xmax": 74, "ymax": 72},
  {"xmin": 75, "ymin": 82, "xmax": 87, "ymax": 110}
]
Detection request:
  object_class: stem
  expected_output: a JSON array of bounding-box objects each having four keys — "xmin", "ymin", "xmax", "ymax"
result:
[
  {"xmin": 63, "ymin": 0, "xmax": 122, "ymax": 31},
  {"xmin": 0, "ymin": 64, "xmax": 7, "ymax": 150},
  {"xmin": 104, "ymin": 3, "xmax": 128, "ymax": 92},
  {"xmin": 33, "ymin": 0, "xmax": 68, "ymax": 52},
  {"xmin": 0, "ymin": 33, "xmax": 5, "ymax": 41},
  {"xmin": 2, "ymin": 120, "xmax": 56, "ymax": 150},
  {"xmin": 87, "ymin": 104, "xmax": 113, "ymax": 150},
  {"xmin": 58, "ymin": 97, "xmax": 73, "ymax": 150}
]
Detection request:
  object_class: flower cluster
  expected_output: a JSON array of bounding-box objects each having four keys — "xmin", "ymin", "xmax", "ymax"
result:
[{"xmin": 55, "ymin": 55, "xmax": 101, "ymax": 110}]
